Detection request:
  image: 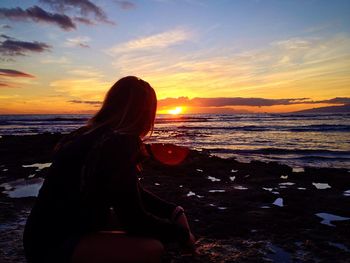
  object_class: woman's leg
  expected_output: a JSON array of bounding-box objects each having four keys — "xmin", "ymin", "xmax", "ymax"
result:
[
  {"xmin": 71, "ymin": 231, "xmax": 164, "ymax": 263},
  {"xmin": 174, "ymin": 213, "xmax": 197, "ymax": 255}
]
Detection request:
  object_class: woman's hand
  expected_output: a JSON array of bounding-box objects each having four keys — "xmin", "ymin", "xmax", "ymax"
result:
[
  {"xmin": 171, "ymin": 206, "xmax": 198, "ymax": 255},
  {"xmin": 172, "ymin": 207, "xmax": 189, "ymax": 230},
  {"xmin": 181, "ymin": 232, "xmax": 198, "ymax": 256}
]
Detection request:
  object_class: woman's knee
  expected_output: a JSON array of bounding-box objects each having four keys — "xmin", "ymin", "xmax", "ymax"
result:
[
  {"xmin": 143, "ymin": 239, "xmax": 164, "ymax": 262},
  {"xmin": 72, "ymin": 233, "xmax": 164, "ymax": 263}
]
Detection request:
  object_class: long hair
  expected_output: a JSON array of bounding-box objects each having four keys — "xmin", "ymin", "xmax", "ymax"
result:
[
  {"xmin": 87, "ymin": 76, "xmax": 157, "ymax": 138},
  {"xmin": 55, "ymin": 76, "xmax": 157, "ymax": 152}
]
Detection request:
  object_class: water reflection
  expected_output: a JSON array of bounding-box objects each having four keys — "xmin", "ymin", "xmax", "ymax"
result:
[
  {"xmin": 1, "ymin": 178, "xmax": 44, "ymax": 198},
  {"xmin": 312, "ymin": 182, "xmax": 331, "ymax": 189},
  {"xmin": 22, "ymin": 163, "xmax": 51, "ymax": 171},
  {"xmin": 315, "ymin": 212, "xmax": 350, "ymax": 227},
  {"xmin": 208, "ymin": 176, "xmax": 220, "ymax": 182},
  {"xmin": 273, "ymin": 198, "xmax": 284, "ymax": 207},
  {"xmin": 209, "ymin": 189, "xmax": 225, "ymax": 193}
]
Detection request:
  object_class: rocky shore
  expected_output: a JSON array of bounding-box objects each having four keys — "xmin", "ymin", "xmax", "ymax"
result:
[{"xmin": 0, "ymin": 134, "xmax": 350, "ymax": 262}]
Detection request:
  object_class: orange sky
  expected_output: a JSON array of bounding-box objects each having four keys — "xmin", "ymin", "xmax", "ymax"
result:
[{"xmin": 0, "ymin": 1, "xmax": 350, "ymax": 114}]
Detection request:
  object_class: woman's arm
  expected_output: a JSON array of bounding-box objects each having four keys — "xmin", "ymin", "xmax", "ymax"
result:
[
  {"xmin": 109, "ymin": 165, "xmax": 189, "ymax": 243},
  {"xmin": 99, "ymin": 135, "xmax": 190, "ymax": 243},
  {"xmin": 137, "ymin": 174, "xmax": 197, "ymax": 254},
  {"xmin": 138, "ymin": 184, "xmax": 177, "ymax": 219}
]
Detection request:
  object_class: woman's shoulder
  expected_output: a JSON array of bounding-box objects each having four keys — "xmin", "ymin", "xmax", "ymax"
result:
[
  {"xmin": 54, "ymin": 126, "xmax": 90, "ymax": 153},
  {"xmin": 100, "ymin": 129, "xmax": 139, "ymax": 143},
  {"xmin": 97, "ymin": 130, "xmax": 141, "ymax": 153},
  {"xmin": 92, "ymin": 131, "xmax": 143, "ymax": 165}
]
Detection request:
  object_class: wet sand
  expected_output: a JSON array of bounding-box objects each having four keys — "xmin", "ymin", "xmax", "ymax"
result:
[{"xmin": 0, "ymin": 134, "xmax": 350, "ymax": 262}]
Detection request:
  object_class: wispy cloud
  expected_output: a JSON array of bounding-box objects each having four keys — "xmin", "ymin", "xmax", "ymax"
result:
[
  {"xmin": 110, "ymin": 33, "xmax": 350, "ymax": 99},
  {"xmin": 157, "ymin": 97, "xmax": 312, "ymax": 108},
  {"xmin": 73, "ymin": 16, "xmax": 94, "ymax": 25},
  {"xmin": 114, "ymin": 1, "xmax": 136, "ymax": 10},
  {"xmin": 68, "ymin": 68, "xmax": 103, "ymax": 78},
  {"xmin": 0, "ymin": 69, "xmax": 34, "ymax": 78},
  {"xmin": 0, "ymin": 6, "xmax": 76, "ymax": 30},
  {"xmin": 67, "ymin": 96, "xmax": 350, "ymax": 108},
  {"xmin": 154, "ymin": 0, "xmax": 207, "ymax": 7},
  {"xmin": 50, "ymin": 72, "xmax": 109, "ymax": 99},
  {"xmin": 68, "ymin": 99, "xmax": 101, "ymax": 105},
  {"xmin": 0, "ymin": 1, "xmax": 114, "ymax": 30},
  {"xmin": 311, "ymin": 97, "xmax": 350, "ymax": 105},
  {"xmin": 40, "ymin": 0, "xmax": 114, "ymax": 25},
  {"xmin": 0, "ymin": 35, "xmax": 51, "ymax": 56},
  {"xmin": 1, "ymin": 24, "xmax": 11, "ymax": 29},
  {"xmin": 0, "ymin": 68, "xmax": 36, "ymax": 89},
  {"xmin": 108, "ymin": 28, "xmax": 192, "ymax": 54},
  {"xmin": 0, "ymin": 82, "xmax": 10, "ymax": 88},
  {"xmin": 43, "ymin": 68, "xmax": 105, "ymax": 98},
  {"xmin": 272, "ymin": 38, "xmax": 312, "ymax": 50},
  {"xmin": 64, "ymin": 36, "xmax": 90, "ymax": 48},
  {"xmin": 40, "ymin": 55, "xmax": 71, "ymax": 64}
]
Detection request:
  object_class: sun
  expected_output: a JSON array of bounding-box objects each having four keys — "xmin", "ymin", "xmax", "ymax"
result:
[{"xmin": 168, "ymin": 106, "xmax": 183, "ymax": 115}]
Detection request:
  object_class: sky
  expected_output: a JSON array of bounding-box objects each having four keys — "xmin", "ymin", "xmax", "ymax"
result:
[{"xmin": 0, "ymin": 0, "xmax": 349, "ymax": 114}]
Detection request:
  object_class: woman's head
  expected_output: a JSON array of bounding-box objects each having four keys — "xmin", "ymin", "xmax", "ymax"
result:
[{"xmin": 88, "ymin": 76, "xmax": 157, "ymax": 138}]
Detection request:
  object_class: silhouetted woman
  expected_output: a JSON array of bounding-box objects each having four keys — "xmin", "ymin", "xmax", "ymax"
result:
[{"xmin": 23, "ymin": 76, "xmax": 196, "ymax": 263}]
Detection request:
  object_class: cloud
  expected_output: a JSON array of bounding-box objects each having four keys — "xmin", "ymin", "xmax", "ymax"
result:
[
  {"xmin": 108, "ymin": 28, "xmax": 192, "ymax": 54},
  {"xmin": 0, "ymin": 68, "xmax": 36, "ymax": 89},
  {"xmin": 73, "ymin": 17, "xmax": 95, "ymax": 25},
  {"xmin": 0, "ymin": 82, "xmax": 10, "ymax": 87},
  {"xmin": 1, "ymin": 24, "xmax": 11, "ymax": 29},
  {"xmin": 40, "ymin": 0, "xmax": 114, "ymax": 24},
  {"xmin": 40, "ymin": 55, "xmax": 71, "ymax": 64},
  {"xmin": 115, "ymin": 1, "xmax": 136, "ymax": 10},
  {"xmin": 111, "ymin": 33, "xmax": 350, "ymax": 100},
  {"xmin": 157, "ymin": 97, "xmax": 313, "ymax": 108},
  {"xmin": 50, "ymin": 66, "xmax": 107, "ymax": 100},
  {"xmin": 0, "ymin": 6, "xmax": 76, "ymax": 30},
  {"xmin": 67, "ymin": 96, "xmax": 350, "ymax": 108},
  {"xmin": 311, "ymin": 97, "xmax": 350, "ymax": 105},
  {"xmin": 50, "ymin": 77, "xmax": 109, "ymax": 99},
  {"xmin": 64, "ymin": 36, "xmax": 90, "ymax": 48},
  {"xmin": 68, "ymin": 99, "xmax": 101, "ymax": 105},
  {"xmin": 0, "ymin": 69, "xmax": 34, "ymax": 78},
  {"xmin": 272, "ymin": 38, "xmax": 312, "ymax": 50},
  {"xmin": 68, "ymin": 68, "xmax": 103, "ymax": 78},
  {"xmin": 0, "ymin": 35, "xmax": 51, "ymax": 56}
]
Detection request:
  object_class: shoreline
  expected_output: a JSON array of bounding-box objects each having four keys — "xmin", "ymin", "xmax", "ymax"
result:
[
  {"xmin": 1, "ymin": 112, "xmax": 349, "ymax": 170},
  {"xmin": 0, "ymin": 133, "xmax": 350, "ymax": 262},
  {"xmin": 1, "ymin": 132, "xmax": 349, "ymax": 171}
]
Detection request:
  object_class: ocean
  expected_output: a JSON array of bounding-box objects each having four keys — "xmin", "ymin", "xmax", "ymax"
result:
[{"xmin": 0, "ymin": 113, "xmax": 349, "ymax": 169}]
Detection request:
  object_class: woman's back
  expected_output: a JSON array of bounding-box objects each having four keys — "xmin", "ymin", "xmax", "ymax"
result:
[{"xmin": 23, "ymin": 127, "xmax": 140, "ymax": 262}]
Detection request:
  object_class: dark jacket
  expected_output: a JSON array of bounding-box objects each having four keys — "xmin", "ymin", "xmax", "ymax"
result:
[{"xmin": 23, "ymin": 127, "xmax": 189, "ymax": 263}]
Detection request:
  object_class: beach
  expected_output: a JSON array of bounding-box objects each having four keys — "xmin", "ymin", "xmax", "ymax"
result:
[
  {"xmin": 0, "ymin": 133, "xmax": 349, "ymax": 262},
  {"xmin": 1, "ymin": 0, "xmax": 350, "ymax": 261}
]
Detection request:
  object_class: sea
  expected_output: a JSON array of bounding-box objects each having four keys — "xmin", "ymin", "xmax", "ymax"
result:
[{"xmin": 0, "ymin": 113, "xmax": 349, "ymax": 169}]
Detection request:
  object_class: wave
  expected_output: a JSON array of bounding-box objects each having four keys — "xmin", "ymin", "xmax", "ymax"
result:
[
  {"xmin": 1, "ymin": 113, "xmax": 349, "ymax": 125},
  {"xmin": 155, "ymin": 116, "xmax": 210, "ymax": 123},
  {"xmin": 289, "ymin": 124, "xmax": 350, "ymax": 132},
  {"xmin": 297, "ymin": 156, "xmax": 350, "ymax": 161},
  {"xmin": 40, "ymin": 117, "xmax": 89, "ymax": 122},
  {"xmin": 177, "ymin": 124, "xmax": 350, "ymax": 132},
  {"xmin": 206, "ymin": 147, "xmax": 350, "ymax": 156},
  {"xmin": 0, "ymin": 119, "xmax": 88, "ymax": 126}
]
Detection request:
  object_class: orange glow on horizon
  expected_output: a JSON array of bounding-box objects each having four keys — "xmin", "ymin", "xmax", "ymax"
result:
[{"xmin": 167, "ymin": 106, "xmax": 184, "ymax": 115}]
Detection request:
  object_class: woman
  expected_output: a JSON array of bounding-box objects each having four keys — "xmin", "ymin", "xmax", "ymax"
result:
[{"xmin": 23, "ymin": 76, "xmax": 196, "ymax": 263}]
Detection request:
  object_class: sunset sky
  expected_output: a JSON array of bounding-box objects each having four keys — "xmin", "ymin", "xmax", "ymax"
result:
[{"xmin": 0, "ymin": 0, "xmax": 349, "ymax": 114}]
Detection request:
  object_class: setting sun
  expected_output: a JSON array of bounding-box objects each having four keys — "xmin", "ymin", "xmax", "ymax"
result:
[{"xmin": 168, "ymin": 106, "xmax": 183, "ymax": 115}]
